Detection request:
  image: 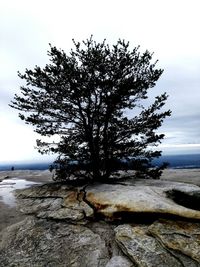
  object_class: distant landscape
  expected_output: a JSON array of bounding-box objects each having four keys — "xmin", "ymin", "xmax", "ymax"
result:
[
  {"xmin": 0, "ymin": 154, "xmax": 200, "ymax": 171},
  {"xmin": 152, "ymin": 153, "xmax": 200, "ymax": 169}
]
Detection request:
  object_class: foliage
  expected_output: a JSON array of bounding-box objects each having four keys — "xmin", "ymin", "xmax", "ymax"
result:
[{"xmin": 10, "ymin": 36, "xmax": 171, "ymax": 181}]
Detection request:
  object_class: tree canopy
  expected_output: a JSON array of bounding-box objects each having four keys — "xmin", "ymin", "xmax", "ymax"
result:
[{"xmin": 10, "ymin": 37, "xmax": 171, "ymax": 181}]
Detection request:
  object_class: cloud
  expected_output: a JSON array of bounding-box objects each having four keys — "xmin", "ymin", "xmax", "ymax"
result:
[{"xmin": 0, "ymin": 0, "xmax": 200, "ymax": 161}]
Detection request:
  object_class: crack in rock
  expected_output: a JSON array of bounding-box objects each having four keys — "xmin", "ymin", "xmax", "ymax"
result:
[{"xmin": 3, "ymin": 180, "xmax": 200, "ymax": 266}]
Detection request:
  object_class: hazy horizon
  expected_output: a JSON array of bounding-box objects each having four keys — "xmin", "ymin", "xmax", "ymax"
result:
[{"xmin": 0, "ymin": 151, "xmax": 200, "ymax": 165}]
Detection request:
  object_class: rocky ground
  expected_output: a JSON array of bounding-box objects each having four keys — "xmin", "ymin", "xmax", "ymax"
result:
[
  {"xmin": 0, "ymin": 170, "xmax": 52, "ymax": 231},
  {"xmin": 161, "ymin": 168, "xmax": 200, "ymax": 186},
  {"xmin": 0, "ymin": 169, "xmax": 53, "ymax": 183},
  {"xmin": 0, "ymin": 168, "xmax": 200, "ymax": 231},
  {"xmin": 0, "ymin": 168, "xmax": 197, "ymax": 231},
  {"xmin": 1, "ymin": 168, "xmax": 200, "ymax": 184},
  {"xmin": 0, "ymin": 169, "xmax": 200, "ymax": 266},
  {"xmin": 0, "ymin": 201, "xmax": 26, "ymax": 231}
]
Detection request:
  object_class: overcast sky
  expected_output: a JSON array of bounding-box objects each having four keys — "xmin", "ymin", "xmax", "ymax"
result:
[{"xmin": 0, "ymin": 0, "xmax": 200, "ymax": 163}]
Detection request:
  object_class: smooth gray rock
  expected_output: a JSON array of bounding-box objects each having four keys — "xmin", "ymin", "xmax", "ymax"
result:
[{"xmin": 85, "ymin": 181, "xmax": 200, "ymax": 220}]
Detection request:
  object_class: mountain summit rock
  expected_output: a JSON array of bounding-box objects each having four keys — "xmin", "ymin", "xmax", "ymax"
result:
[{"xmin": 1, "ymin": 178, "xmax": 200, "ymax": 266}]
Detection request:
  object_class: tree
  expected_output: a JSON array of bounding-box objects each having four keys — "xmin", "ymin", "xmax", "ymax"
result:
[{"xmin": 10, "ymin": 37, "xmax": 171, "ymax": 182}]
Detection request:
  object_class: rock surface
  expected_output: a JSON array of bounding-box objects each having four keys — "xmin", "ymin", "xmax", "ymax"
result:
[
  {"xmin": 1, "ymin": 178, "xmax": 200, "ymax": 266},
  {"xmin": 15, "ymin": 179, "xmax": 200, "ymax": 221},
  {"xmin": 1, "ymin": 216, "xmax": 200, "ymax": 266},
  {"xmin": 0, "ymin": 217, "xmax": 110, "ymax": 267},
  {"xmin": 149, "ymin": 219, "xmax": 200, "ymax": 264},
  {"xmin": 115, "ymin": 220, "xmax": 200, "ymax": 267},
  {"xmin": 105, "ymin": 256, "xmax": 133, "ymax": 267}
]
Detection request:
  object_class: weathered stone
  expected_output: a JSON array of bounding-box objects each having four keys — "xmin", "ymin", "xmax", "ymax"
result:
[
  {"xmin": 0, "ymin": 217, "xmax": 110, "ymax": 267},
  {"xmin": 87, "ymin": 221, "xmax": 126, "ymax": 259},
  {"xmin": 115, "ymin": 224, "xmax": 183, "ymax": 267},
  {"xmin": 2, "ymin": 178, "xmax": 200, "ymax": 266},
  {"xmin": 37, "ymin": 207, "xmax": 85, "ymax": 221},
  {"xmin": 16, "ymin": 184, "xmax": 94, "ymax": 221},
  {"xmin": 15, "ymin": 179, "xmax": 200, "ymax": 222},
  {"xmin": 3, "ymin": 170, "xmax": 200, "ymax": 266},
  {"xmin": 62, "ymin": 189, "xmax": 94, "ymax": 218},
  {"xmin": 149, "ymin": 219, "xmax": 200, "ymax": 264},
  {"xmin": 18, "ymin": 198, "xmax": 63, "ymax": 214},
  {"xmin": 115, "ymin": 220, "xmax": 200, "ymax": 267},
  {"xmin": 15, "ymin": 182, "xmax": 73, "ymax": 199},
  {"xmin": 105, "ymin": 256, "xmax": 133, "ymax": 267},
  {"xmin": 85, "ymin": 181, "xmax": 200, "ymax": 220}
]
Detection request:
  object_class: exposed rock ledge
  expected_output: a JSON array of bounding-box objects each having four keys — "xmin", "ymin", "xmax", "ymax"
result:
[
  {"xmin": 14, "ymin": 179, "xmax": 200, "ymax": 222},
  {"xmin": 1, "ymin": 179, "xmax": 200, "ymax": 266}
]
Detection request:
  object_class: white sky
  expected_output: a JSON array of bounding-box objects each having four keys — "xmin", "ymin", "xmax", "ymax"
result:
[{"xmin": 0, "ymin": 0, "xmax": 200, "ymax": 162}]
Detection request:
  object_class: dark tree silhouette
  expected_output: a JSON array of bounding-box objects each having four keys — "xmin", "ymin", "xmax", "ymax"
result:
[{"xmin": 10, "ymin": 37, "xmax": 171, "ymax": 182}]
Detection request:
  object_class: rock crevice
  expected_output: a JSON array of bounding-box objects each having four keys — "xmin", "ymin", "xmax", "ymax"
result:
[{"xmin": 1, "ymin": 179, "xmax": 200, "ymax": 266}]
